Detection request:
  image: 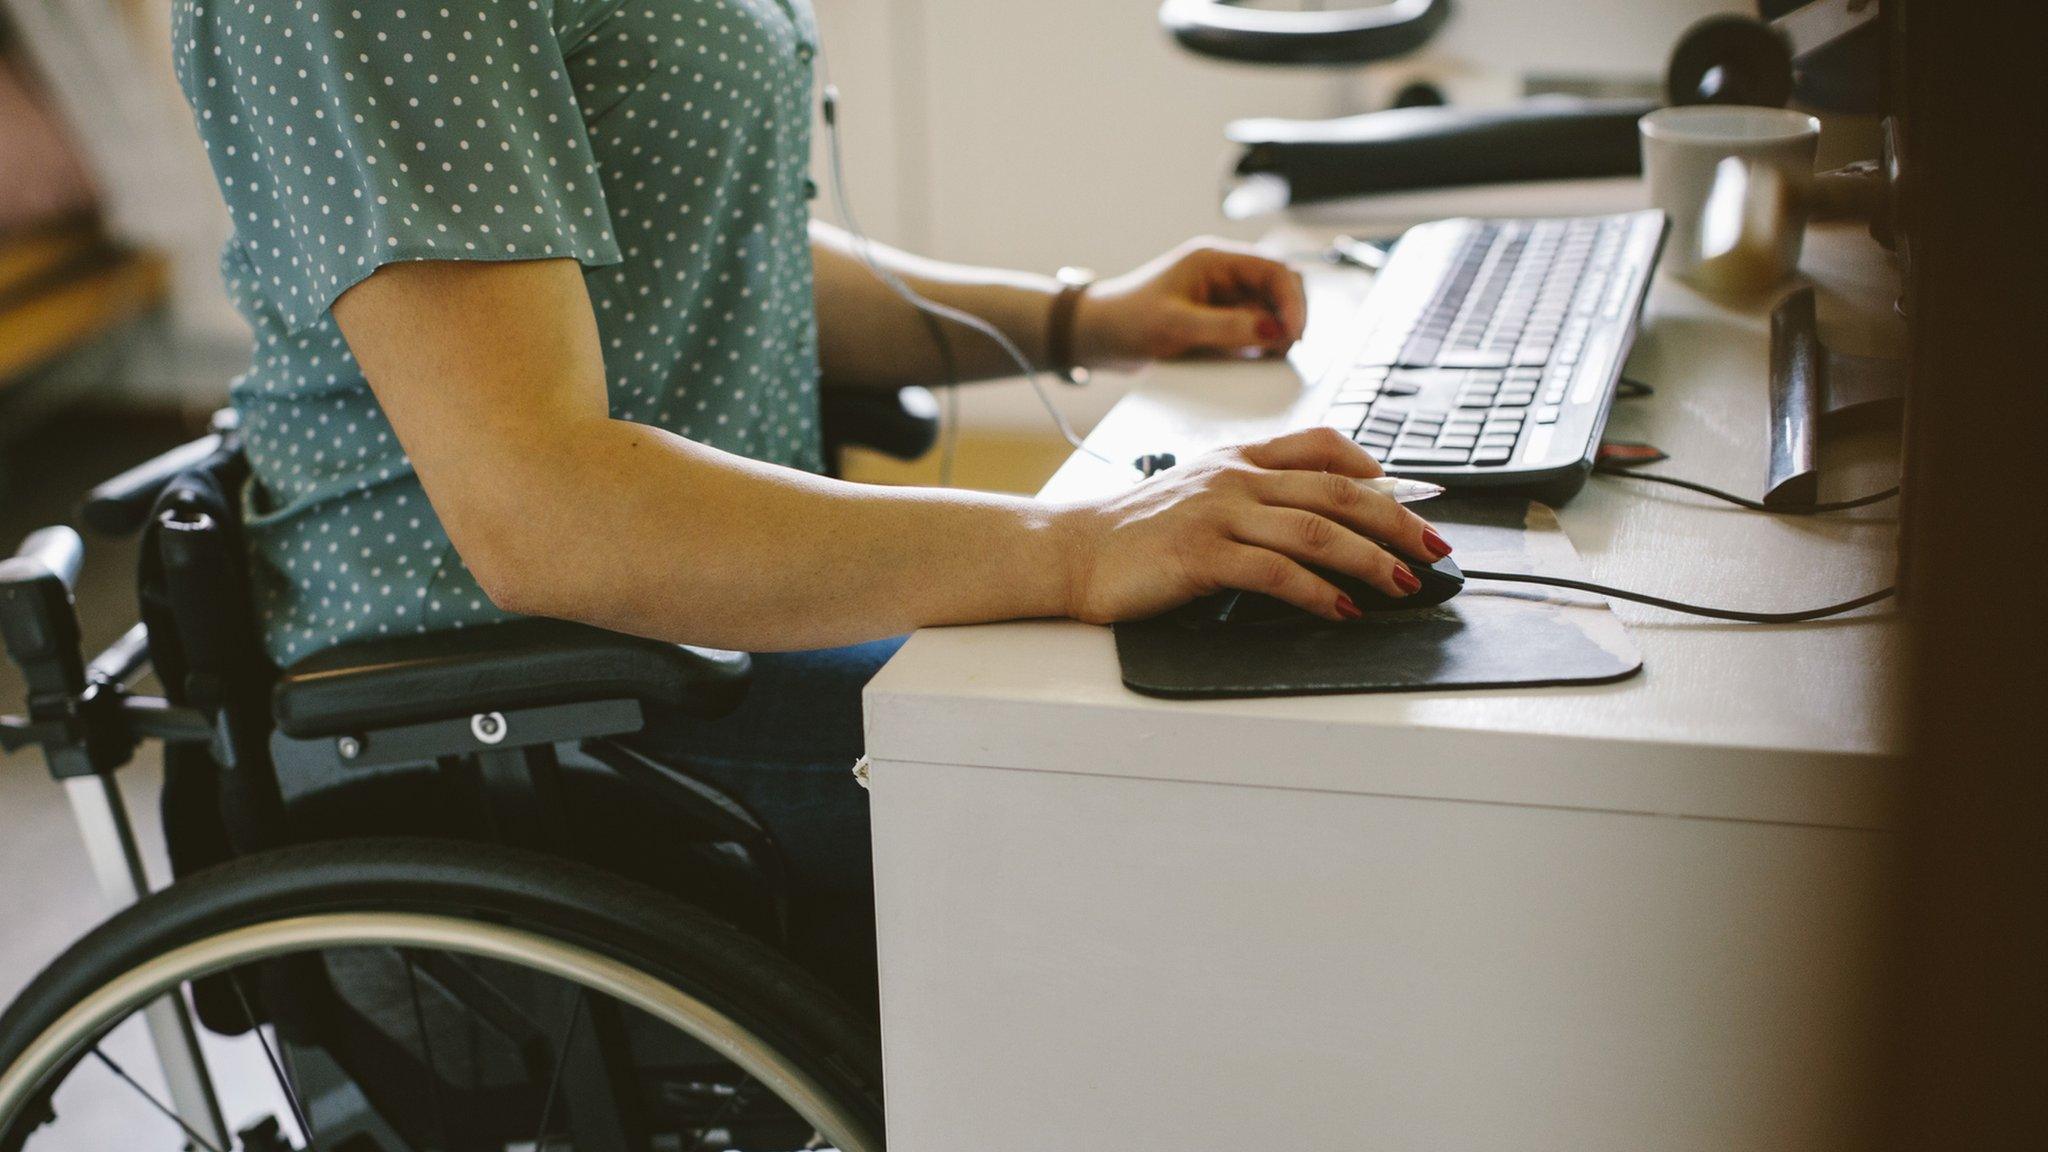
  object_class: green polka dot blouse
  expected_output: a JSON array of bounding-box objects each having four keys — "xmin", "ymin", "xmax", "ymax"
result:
[{"xmin": 171, "ymin": 0, "xmax": 823, "ymax": 664}]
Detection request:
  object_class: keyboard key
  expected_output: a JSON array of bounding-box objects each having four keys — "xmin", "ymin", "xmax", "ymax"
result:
[
  {"xmin": 1438, "ymin": 434, "xmax": 1477, "ymax": 449},
  {"xmin": 1359, "ymin": 432, "xmax": 1396, "ymax": 452},
  {"xmin": 1322, "ymin": 404, "xmax": 1370, "ymax": 434},
  {"xmin": 1335, "ymin": 387, "xmax": 1381, "ymax": 406},
  {"xmin": 1405, "ymin": 365, "xmax": 1469, "ymax": 384},
  {"xmin": 1536, "ymin": 405, "xmax": 1562, "ymax": 424},
  {"xmin": 1388, "ymin": 446, "xmax": 1473, "ymax": 466},
  {"xmin": 1401, "ymin": 335, "xmax": 1443, "ymax": 364},
  {"xmin": 1436, "ymin": 350, "xmax": 1513, "ymax": 369},
  {"xmin": 1472, "ymin": 445, "xmax": 1515, "ymax": 466}
]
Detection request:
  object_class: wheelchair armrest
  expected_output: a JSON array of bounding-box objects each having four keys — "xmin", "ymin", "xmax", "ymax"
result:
[
  {"xmin": 819, "ymin": 385, "xmax": 941, "ymax": 463},
  {"xmin": 272, "ymin": 619, "xmax": 751, "ymax": 739}
]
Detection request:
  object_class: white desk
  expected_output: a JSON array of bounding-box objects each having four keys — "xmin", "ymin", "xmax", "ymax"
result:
[{"xmin": 863, "ymin": 220, "xmax": 1906, "ymax": 1151}]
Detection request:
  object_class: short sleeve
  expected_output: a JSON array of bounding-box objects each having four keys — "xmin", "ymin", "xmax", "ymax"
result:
[{"xmin": 182, "ymin": 0, "xmax": 622, "ymax": 333}]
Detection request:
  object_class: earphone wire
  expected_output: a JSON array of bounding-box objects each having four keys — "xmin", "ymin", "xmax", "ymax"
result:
[{"xmin": 812, "ymin": 53, "xmax": 1124, "ymax": 475}]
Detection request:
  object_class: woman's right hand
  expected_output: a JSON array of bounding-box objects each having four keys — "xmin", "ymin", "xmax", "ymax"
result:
[{"xmin": 1053, "ymin": 427, "xmax": 1454, "ymax": 625}]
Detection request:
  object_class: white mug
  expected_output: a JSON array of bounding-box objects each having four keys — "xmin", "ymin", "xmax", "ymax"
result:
[{"xmin": 1640, "ymin": 106, "xmax": 1821, "ymax": 297}]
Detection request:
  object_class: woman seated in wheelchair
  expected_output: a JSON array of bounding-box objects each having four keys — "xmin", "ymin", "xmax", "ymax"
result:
[{"xmin": 170, "ymin": 0, "xmax": 1449, "ymax": 1017}]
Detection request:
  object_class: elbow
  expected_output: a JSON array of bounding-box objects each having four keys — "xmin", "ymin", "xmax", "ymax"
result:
[
  {"xmin": 455, "ymin": 522, "xmax": 563, "ymax": 621},
  {"xmin": 432, "ymin": 444, "xmax": 623, "ymax": 624},
  {"xmin": 470, "ymin": 555, "xmax": 547, "ymax": 619}
]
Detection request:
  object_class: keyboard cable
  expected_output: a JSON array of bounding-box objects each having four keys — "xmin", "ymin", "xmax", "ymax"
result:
[
  {"xmin": 1593, "ymin": 464, "xmax": 1900, "ymax": 514},
  {"xmin": 1457, "ymin": 569, "xmax": 1896, "ymax": 624},
  {"xmin": 1597, "ymin": 380, "xmax": 1899, "ymax": 513}
]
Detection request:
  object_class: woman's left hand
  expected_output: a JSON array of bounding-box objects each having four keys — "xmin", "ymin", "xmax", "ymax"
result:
[{"xmin": 1074, "ymin": 238, "xmax": 1309, "ymax": 369}]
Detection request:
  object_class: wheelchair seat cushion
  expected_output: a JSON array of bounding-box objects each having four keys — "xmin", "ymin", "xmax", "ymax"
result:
[{"xmin": 272, "ymin": 619, "xmax": 750, "ymax": 738}]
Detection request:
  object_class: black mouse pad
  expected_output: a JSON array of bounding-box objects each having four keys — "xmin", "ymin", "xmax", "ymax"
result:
[{"xmin": 1114, "ymin": 497, "xmax": 1642, "ymax": 699}]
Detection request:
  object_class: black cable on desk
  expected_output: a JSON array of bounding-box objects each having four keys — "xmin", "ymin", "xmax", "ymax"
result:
[
  {"xmin": 1460, "ymin": 569, "xmax": 1896, "ymax": 623},
  {"xmin": 1593, "ymin": 464, "xmax": 1900, "ymax": 514}
]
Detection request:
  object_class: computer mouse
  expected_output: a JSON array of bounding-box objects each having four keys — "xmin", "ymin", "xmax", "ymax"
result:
[{"xmin": 1202, "ymin": 554, "xmax": 1464, "ymax": 625}]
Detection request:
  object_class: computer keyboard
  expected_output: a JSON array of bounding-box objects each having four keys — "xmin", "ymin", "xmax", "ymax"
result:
[{"xmin": 1315, "ymin": 209, "xmax": 1667, "ymax": 502}]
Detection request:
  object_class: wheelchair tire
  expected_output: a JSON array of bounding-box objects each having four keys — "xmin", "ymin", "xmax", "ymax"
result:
[{"xmin": 0, "ymin": 837, "xmax": 884, "ymax": 1151}]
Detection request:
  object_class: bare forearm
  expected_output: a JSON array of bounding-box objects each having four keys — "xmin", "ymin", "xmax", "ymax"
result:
[
  {"xmin": 334, "ymin": 252, "xmax": 1385, "ymax": 657},
  {"xmin": 810, "ymin": 220, "xmax": 1060, "ymax": 389},
  {"xmin": 454, "ymin": 416, "xmax": 1073, "ymax": 650}
]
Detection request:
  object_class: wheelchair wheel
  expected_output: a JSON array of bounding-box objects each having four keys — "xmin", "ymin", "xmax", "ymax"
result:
[{"xmin": 0, "ymin": 838, "xmax": 884, "ymax": 1152}]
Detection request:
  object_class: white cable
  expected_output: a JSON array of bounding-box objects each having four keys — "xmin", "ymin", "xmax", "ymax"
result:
[{"xmin": 811, "ymin": 57, "xmax": 1127, "ymax": 476}]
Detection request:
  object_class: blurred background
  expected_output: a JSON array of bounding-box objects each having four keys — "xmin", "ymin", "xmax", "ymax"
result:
[{"xmin": 0, "ymin": 0, "xmax": 1748, "ymax": 492}]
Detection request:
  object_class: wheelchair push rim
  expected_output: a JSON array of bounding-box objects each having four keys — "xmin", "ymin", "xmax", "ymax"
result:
[
  {"xmin": 0, "ymin": 911, "xmax": 880, "ymax": 1152},
  {"xmin": 0, "ymin": 832, "xmax": 884, "ymax": 1147}
]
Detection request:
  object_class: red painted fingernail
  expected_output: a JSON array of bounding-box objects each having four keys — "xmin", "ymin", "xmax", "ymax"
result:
[
  {"xmin": 1393, "ymin": 565, "xmax": 1422, "ymax": 594},
  {"xmin": 1256, "ymin": 317, "xmax": 1283, "ymax": 341},
  {"xmin": 1335, "ymin": 594, "xmax": 1363, "ymax": 620},
  {"xmin": 1423, "ymin": 527, "xmax": 1452, "ymax": 558}
]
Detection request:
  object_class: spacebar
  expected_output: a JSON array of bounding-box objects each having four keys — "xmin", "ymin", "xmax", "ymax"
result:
[
  {"xmin": 1386, "ymin": 448, "xmax": 1472, "ymax": 466},
  {"xmin": 1435, "ymin": 350, "xmax": 1514, "ymax": 368}
]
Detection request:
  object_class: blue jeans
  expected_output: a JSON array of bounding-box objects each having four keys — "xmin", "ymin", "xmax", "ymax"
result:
[{"xmin": 630, "ymin": 636, "xmax": 905, "ymax": 1014}]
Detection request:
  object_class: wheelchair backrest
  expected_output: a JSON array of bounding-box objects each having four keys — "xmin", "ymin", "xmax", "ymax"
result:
[{"xmin": 86, "ymin": 414, "xmax": 288, "ymax": 854}]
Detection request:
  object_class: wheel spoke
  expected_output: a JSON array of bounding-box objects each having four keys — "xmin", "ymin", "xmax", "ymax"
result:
[
  {"xmin": 88, "ymin": 1047, "xmax": 228, "ymax": 1152},
  {"xmin": 401, "ymin": 950, "xmax": 452, "ymax": 1152},
  {"xmin": 689, "ymin": 1072, "xmax": 758, "ymax": 1149},
  {"xmin": 228, "ymin": 973, "xmax": 317, "ymax": 1147},
  {"xmin": 527, "ymin": 994, "xmax": 585, "ymax": 1152}
]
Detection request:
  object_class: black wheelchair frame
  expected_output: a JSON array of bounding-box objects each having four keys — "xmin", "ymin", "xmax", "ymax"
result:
[{"xmin": 1, "ymin": 389, "xmax": 936, "ymax": 1149}]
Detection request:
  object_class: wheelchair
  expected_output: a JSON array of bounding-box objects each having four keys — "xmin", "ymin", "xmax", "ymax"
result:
[{"xmin": 0, "ymin": 388, "xmax": 939, "ymax": 1152}]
